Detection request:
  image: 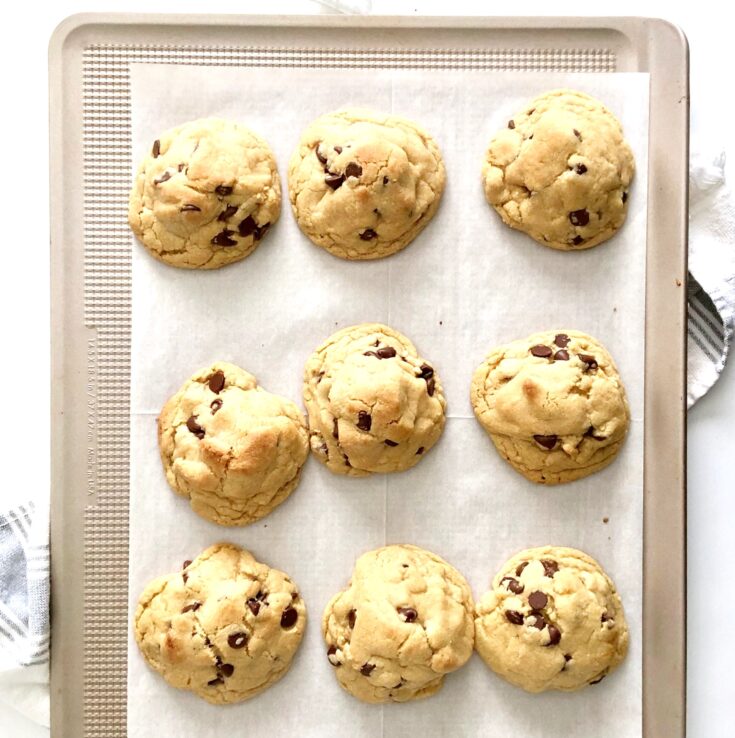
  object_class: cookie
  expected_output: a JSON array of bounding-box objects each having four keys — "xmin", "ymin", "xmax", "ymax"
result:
[
  {"xmin": 129, "ymin": 118, "xmax": 281, "ymax": 269},
  {"xmin": 474, "ymin": 546, "xmax": 629, "ymax": 692},
  {"xmin": 288, "ymin": 108, "xmax": 445, "ymax": 260},
  {"xmin": 303, "ymin": 324, "xmax": 446, "ymax": 476},
  {"xmin": 482, "ymin": 89, "xmax": 635, "ymax": 250},
  {"xmin": 470, "ymin": 330, "xmax": 629, "ymax": 484},
  {"xmin": 322, "ymin": 544, "xmax": 474, "ymax": 703},
  {"xmin": 133, "ymin": 543, "xmax": 306, "ymax": 704},
  {"xmin": 158, "ymin": 362, "xmax": 308, "ymax": 525}
]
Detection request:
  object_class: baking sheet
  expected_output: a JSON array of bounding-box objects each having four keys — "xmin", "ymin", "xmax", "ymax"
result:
[{"xmin": 127, "ymin": 65, "xmax": 648, "ymax": 738}]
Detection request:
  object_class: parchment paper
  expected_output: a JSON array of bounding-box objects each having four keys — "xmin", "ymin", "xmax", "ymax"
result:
[{"xmin": 127, "ymin": 64, "xmax": 648, "ymax": 738}]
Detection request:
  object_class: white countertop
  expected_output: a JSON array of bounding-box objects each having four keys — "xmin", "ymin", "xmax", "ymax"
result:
[{"xmin": 1, "ymin": 1, "xmax": 733, "ymax": 735}]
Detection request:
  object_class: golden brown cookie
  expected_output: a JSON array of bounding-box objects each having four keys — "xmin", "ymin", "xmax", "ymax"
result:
[
  {"xmin": 470, "ymin": 330, "xmax": 630, "ymax": 484},
  {"xmin": 129, "ymin": 118, "xmax": 281, "ymax": 269},
  {"xmin": 288, "ymin": 108, "xmax": 445, "ymax": 259},
  {"xmin": 482, "ymin": 89, "xmax": 634, "ymax": 250},
  {"xmin": 158, "ymin": 362, "xmax": 308, "ymax": 525},
  {"xmin": 133, "ymin": 543, "xmax": 306, "ymax": 704},
  {"xmin": 303, "ymin": 324, "xmax": 446, "ymax": 476},
  {"xmin": 474, "ymin": 546, "xmax": 629, "ymax": 692},
  {"xmin": 322, "ymin": 544, "xmax": 474, "ymax": 703}
]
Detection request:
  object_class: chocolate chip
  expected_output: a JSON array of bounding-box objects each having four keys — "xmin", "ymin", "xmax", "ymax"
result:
[
  {"xmin": 516, "ymin": 561, "xmax": 529, "ymax": 577},
  {"xmin": 360, "ymin": 228, "xmax": 377, "ymax": 241},
  {"xmin": 622, "ymin": 191, "xmax": 628, "ymax": 203},
  {"xmin": 385, "ymin": 439, "xmax": 398, "ymax": 447},
  {"xmin": 236, "ymin": 215, "xmax": 256, "ymax": 237},
  {"xmin": 178, "ymin": 163, "xmax": 186, "ymax": 172},
  {"xmin": 416, "ymin": 447, "xmax": 425, "ymax": 455},
  {"xmin": 345, "ymin": 162, "xmax": 362, "ymax": 178},
  {"xmin": 601, "ymin": 612, "xmax": 612, "ymax": 623},
  {"xmin": 181, "ymin": 601, "xmax": 201, "ymax": 613},
  {"xmin": 575, "ymin": 163, "xmax": 588, "ymax": 175},
  {"xmin": 153, "ymin": 171, "xmax": 171, "ymax": 185},
  {"xmin": 573, "ymin": 128, "xmax": 582, "ymax": 140},
  {"xmin": 360, "ymin": 663, "xmax": 375, "ymax": 676},
  {"xmin": 218, "ymin": 205, "xmax": 238, "ymax": 222},
  {"xmin": 585, "ymin": 427, "xmax": 606, "ymax": 440},
  {"xmin": 325, "ymin": 173, "xmax": 345, "ymax": 190},
  {"xmin": 332, "ymin": 419, "xmax": 339, "ymax": 439},
  {"xmin": 327, "ymin": 645, "xmax": 340, "ymax": 665},
  {"xmin": 508, "ymin": 120, "xmax": 516, "ymax": 129},
  {"xmin": 377, "ymin": 346, "xmax": 396, "ymax": 359},
  {"xmin": 415, "ymin": 365, "xmax": 433, "ymax": 382},
  {"xmin": 220, "ymin": 663, "xmax": 235, "ymax": 677},
  {"xmin": 542, "ymin": 560, "xmax": 559, "ymax": 577},
  {"xmin": 547, "ymin": 625, "xmax": 561, "ymax": 646},
  {"xmin": 505, "ymin": 610, "xmax": 524, "ymax": 625},
  {"xmin": 590, "ymin": 674, "xmax": 606, "ymax": 685},
  {"xmin": 528, "ymin": 134, "xmax": 534, "ymax": 140},
  {"xmin": 357, "ymin": 411, "xmax": 372, "ymax": 432},
  {"xmin": 569, "ymin": 209, "xmax": 590, "ymax": 226},
  {"xmin": 315, "ymin": 146, "xmax": 328, "ymax": 165},
  {"xmin": 426, "ymin": 378, "xmax": 435, "ymax": 396},
  {"xmin": 578, "ymin": 354, "xmax": 598, "ymax": 371},
  {"xmin": 210, "ymin": 399, "xmax": 223, "ymax": 414},
  {"xmin": 180, "ymin": 204, "xmax": 201, "ymax": 212},
  {"xmin": 383, "ymin": 176, "xmax": 389, "ymax": 185},
  {"xmin": 215, "ymin": 185, "xmax": 233, "ymax": 197},
  {"xmin": 183, "ymin": 559, "xmax": 192, "ymax": 570},
  {"xmin": 281, "ymin": 607, "xmax": 298, "ymax": 629},
  {"xmin": 554, "ymin": 334, "xmax": 570, "ymax": 347},
  {"xmin": 571, "ymin": 235, "xmax": 585, "ymax": 246},
  {"xmin": 186, "ymin": 416, "xmax": 205, "ymax": 439},
  {"xmin": 228, "ymin": 632, "xmax": 248, "ymax": 649},
  {"xmin": 211, "ymin": 230, "xmax": 237, "ymax": 247},
  {"xmin": 501, "ymin": 577, "xmax": 524, "ymax": 594},
  {"xmin": 397, "ymin": 607, "xmax": 418, "ymax": 623},
  {"xmin": 152, "ymin": 139, "xmax": 161, "ymax": 157},
  {"xmin": 528, "ymin": 591, "xmax": 548, "ymax": 610},
  {"xmin": 564, "ymin": 653, "xmax": 572, "ymax": 662},
  {"xmin": 348, "ymin": 609, "xmax": 356, "ymax": 629},
  {"xmin": 208, "ymin": 677, "xmax": 224, "ymax": 686},
  {"xmin": 533, "ymin": 435, "xmax": 558, "ymax": 450},
  {"xmin": 529, "ymin": 614, "xmax": 546, "ymax": 630},
  {"xmin": 334, "ymin": 146, "xmax": 343, "ymax": 154},
  {"xmin": 291, "ymin": 592, "xmax": 299, "ymax": 601},
  {"xmin": 208, "ymin": 371, "xmax": 225, "ymax": 393},
  {"xmin": 254, "ymin": 223, "xmax": 270, "ymax": 241},
  {"xmin": 247, "ymin": 598, "xmax": 261, "ymax": 616},
  {"xmin": 530, "ymin": 344, "xmax": 552, "ymax": 358},
  {"xmin": 554, "ymin": 350, "xmax": 570, "ymax": 361}
]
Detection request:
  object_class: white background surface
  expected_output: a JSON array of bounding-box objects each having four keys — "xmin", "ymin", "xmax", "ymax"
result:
[
  {"xmin": 126, "ymin": 65, "xmax": 647, "ymax": 737},
  {"xmin": 0, "ymin": 0, "xmax": 732, "ymax": 736}
]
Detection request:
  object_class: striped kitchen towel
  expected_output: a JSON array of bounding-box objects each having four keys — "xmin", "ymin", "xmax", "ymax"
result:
[
  {"xmin": 687, "ymin": 149, "xmax": 735, "ymax": 407},
  {"xmin": 0, "ymin": 500, "xmax": 50, "ymax": 726}
]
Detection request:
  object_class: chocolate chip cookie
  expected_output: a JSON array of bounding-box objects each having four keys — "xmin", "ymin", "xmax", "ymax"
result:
[
  {"xmin": 482, "ymin": 89, "xmax": 634, "ymax": 250},
  {"xmin": 288, "ymin": 108, "xmax": 445, "ymax": 260},
  {"xmin": 470, "ymin": 330, "xmax": 630, "ymax": 484},
  {"xmin": 474, "ymin": 546, "xmax": 629, "ymax": 692},
  {"xmin": 129, "ymin": 118, "xmax": 281, "ymax": 269},
  {"xmin": 322, "ymin": 544, "xmax": 474, "ymax": 703},
  {"xmin": 133, "ymin": 543, "xmax": 306, "ymax": 704},
  {"xmin": 303, "ymin": 324, "xmax": 446, "ymax": 476},
  {"xmin": 158, "ymin": 362, "xmax": 309, "ymax": 525}
]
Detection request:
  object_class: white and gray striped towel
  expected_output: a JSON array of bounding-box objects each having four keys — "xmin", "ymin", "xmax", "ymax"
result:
[
  {"xmin": 0, "ymin": 151, "xmax": 732, "ymax": 729},
  {"xmin": 687, "ymin": 149, "xmax": 735, "ymax": 407},
  {"xmin": 0, "ymin": 501, "xmax": 49, "ymax": 727}
]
